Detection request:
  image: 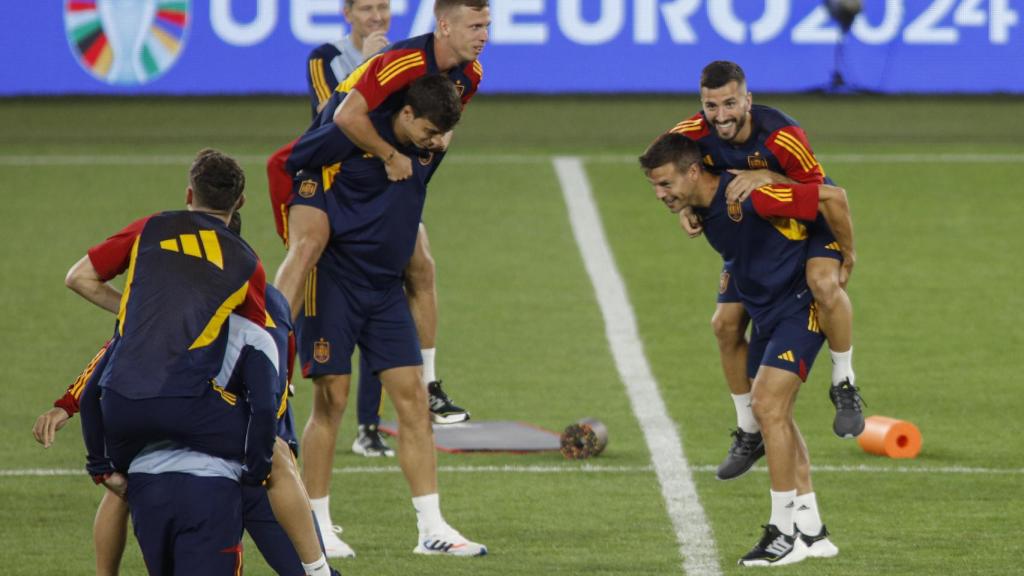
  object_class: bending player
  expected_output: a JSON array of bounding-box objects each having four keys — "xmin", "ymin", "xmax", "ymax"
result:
[
  {"xmin": 669, "ymin": 61, "xmax": 864, "ymax": 481},
  {"xmin": 639, "ymin": 132, "xmax": 855, "ymax": 566}
]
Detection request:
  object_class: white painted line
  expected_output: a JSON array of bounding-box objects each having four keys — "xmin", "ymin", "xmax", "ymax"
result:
[
  {"xmin": 3, "ymin": 463, "xmax": 1022, "ymax": 478},
  {"xmin": 553, "ymin": 156, "xmax": 722, "ymax": 576},
  {"xmin": 2, "ymin": 152, "xmax": 1022, "ymax": 167}
]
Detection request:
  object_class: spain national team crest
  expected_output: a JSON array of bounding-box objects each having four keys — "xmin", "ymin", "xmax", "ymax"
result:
[
  {"xmin": 313, "ymin": 338, "xmax": 331, "ymax": 364},
  {"xmin": 64, "ymin": 0, "xmax": 190, "ymax": 86},
  {"xmin": 727, "ymin": 201, "xmax": 743, "ymax": 222},
  {"xmin": 298, "ymin": 179, "xmax": 319, "ymax": 198},
  {"xmin": 747, "ymin": 154, "xmax": 769, "ymax": 169},
  {"xmin": 419, "ymin": 152, "xmax": 434, "ymax": 166},
  {"xmin": 719, "ymin": 270, "xmax": 730, "ymax": 295},
  {"xmin": 454, "ymin": 81, "xmax": 466, "ymax": 97}
]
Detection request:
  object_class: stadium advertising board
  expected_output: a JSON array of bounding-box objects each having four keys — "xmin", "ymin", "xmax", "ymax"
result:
[{"xmin": 2, "ymin": 0, "xmax": 1021, "ymax": 95}]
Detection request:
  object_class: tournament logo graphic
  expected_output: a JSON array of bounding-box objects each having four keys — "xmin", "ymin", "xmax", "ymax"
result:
[{"xmin": 64, "ymin": 0, "xmax": 190, "ymax": 86}]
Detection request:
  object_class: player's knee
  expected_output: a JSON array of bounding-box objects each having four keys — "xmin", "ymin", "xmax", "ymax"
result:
[
  {"xmin": 807, "ymin": 262, "xmax": 841, "ymax": 306},
  {"xmin": 311, "ymin": 376, "xmax": 349, "ymax": 421},
  {"xmin": 750, "ymin": 392, "xmax": 786, "ymax": 428},
  {"xmin": 711, "ymin": 309, "xmax": 745, "ymax": 346}
]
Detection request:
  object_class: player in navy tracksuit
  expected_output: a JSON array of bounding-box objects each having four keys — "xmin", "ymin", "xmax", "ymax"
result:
[
  {"xmin": 639, "ymin": 132, "xmax": 855, "ymax": 567},
  {"xmin": 66, "ymin": 149, "xmax": 334, "ymax": 575}
]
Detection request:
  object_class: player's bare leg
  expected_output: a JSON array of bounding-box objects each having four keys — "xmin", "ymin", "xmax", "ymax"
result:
[
  {"xmin": 404, "ymin": 224, "xmax": 469, "ymax": 424},
  {"xmin": 806, "ymin": 257, "xmax": 864, "ymax": 438},
  {"xmin": 301, "ymin": 373, "xmax": 355, "ymax": 557},
  {"xmin": 379, "ymin": 364, "xmax": 486, "ymax": 556},
  {"xmin": 94, "ymin": 490, "xmax": 128, "ymax": 576},
  {"xmin": 712, "ymin": 302, "xmax": 763, "ymax": 480},
  {"xmin": 265, "ymin": 437, "xmax": 336, "ymax": 572},
  {"xmin": 739, "ymin": 366, "xmax": 809, "ymax": 567}
]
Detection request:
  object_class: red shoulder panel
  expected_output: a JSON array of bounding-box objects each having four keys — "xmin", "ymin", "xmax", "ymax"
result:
[{"xmin": 765, "ymin": 126, "xmax": 825, "ymax": 184}]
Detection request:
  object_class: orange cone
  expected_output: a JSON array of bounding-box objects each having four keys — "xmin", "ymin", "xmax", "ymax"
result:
[{"xmin": 857, "ymin": 416, "xmax": 922, "ymax": 459}]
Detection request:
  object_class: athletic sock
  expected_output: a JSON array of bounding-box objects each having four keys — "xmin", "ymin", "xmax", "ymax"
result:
[
  {"xmin": 830, "ymin": 347, "xmax": 855, "ymax": 387},
  {"xmin": 310, "ymin": 496, "xmax": 333, "ymax": 530},
  {"xmin": 421, "ymin": 348, "xmax": 437, "ymax": 386},
  {"xmin": 731, "ymin": 393, "xmax": 759, "ymax": 433},
  {"xmin": 769, "ymin": 489, "xmax": 797, "ymax": 535},
  {"xmin": 412, "ymin": 493, "xmax": 444, "ymax": 535},
  {"xmin": 793, "ymin": 492, "xmax": 824, "ymax": 536},
  {"xmin": 301, "ymin": 555, "xmax": 331, "ymax": 576}
]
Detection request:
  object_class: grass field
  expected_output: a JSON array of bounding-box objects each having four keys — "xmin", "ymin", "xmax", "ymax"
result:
[{"xmin": 1, "ymin": 95, "xmax": 1022, "ymax": 575}]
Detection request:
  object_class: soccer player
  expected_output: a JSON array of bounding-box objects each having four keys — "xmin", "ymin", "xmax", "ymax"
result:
[
  {"xmin": 270, "ymin": 0, "xmax": 488, "ymax": 555},
  {"xmin": 64, "ymin": 150, "xmax": 334, "ymax": 575},
  {"xmin": 639, "ymin": 132, "xmax": 854, "ymax": 566},
  {"xmin": 305, "ymin": 0, "xmax": 400, "ymax": 461},
  {"xmin": 669, "ymin": 61, "xmax": 864, "ymax": 480},
  {"xmin": 279, "ymin": 74, "xmax": 487, "ymax": 556}
]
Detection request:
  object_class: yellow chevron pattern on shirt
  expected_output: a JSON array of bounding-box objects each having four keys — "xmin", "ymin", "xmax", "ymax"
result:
[
  {"xmin": 777, "ymin": 350, "xmax": 795, "ymax": 362},
  {"xmin": 189, "ymin": 281, "xmax": 250, "ymax": 351},
  {"xmin": 117, "ymin": 236, "xmax": 142, "ymax": 336},
  {"xmin": 377, "ymin": 53, "xmax": 425, "ymax": 86},
  {"xmin": 769, "ymin": 217, "xmax": 808, "ymax": 241},
  {"xmin": 825, "ymin": 241, "xmax": 842, "ymax": 251},
  {"xmin": 322, "ymin": 163, "xmax": 341, "ymax": 191},
  {"xmin": 472, "ymin": 60, "xmax": 483, "ymax": 79},
  {"xmin": 773, "ymin": 131, "xmax": 819, "ymax": 173},
  {"xmin": 158, "ymin": 231, "xmax": 224, "ymax": 269},
  {"xmin": 756, "ymin": 185, "xmax": 794, "ymax": 203},
  {"xmin": 309, "ymin": 58, "xmax": 332, "ymax": 104},
  {"xmin": 337, "ymin": 54, "xmax": 379, "ymax": 93}
]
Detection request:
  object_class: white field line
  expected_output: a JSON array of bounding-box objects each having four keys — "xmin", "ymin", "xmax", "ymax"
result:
[
  {"xmin": 553, "ymin": 156, "xmax": 721, "ymax": 576},
  {"xmin": 1, "ymin": 152, "xmax": 1023, "ymax": 167},
  {"xmin": 4, "ymin": 463, "xmax": 1022, "ymax": 477}
]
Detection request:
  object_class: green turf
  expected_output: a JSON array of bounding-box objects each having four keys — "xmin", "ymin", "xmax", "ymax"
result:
[{"xmin": 1, "ymin": 96, "xmax": 1021, "ymax": 575}]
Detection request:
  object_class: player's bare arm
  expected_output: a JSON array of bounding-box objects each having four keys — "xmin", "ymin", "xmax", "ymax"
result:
[
  {"xmin": 726, "ymin": 168, "xmax": 796, "ymax": 203},
  {"xmin": 817, "ymin": 184, "xmax": 856, "ymax": 287},
  {"xmin": 334, "ymin": 89, "xmax": 412, "ymax": 181},
  {"xmin": 32, "ymin": 407, "xmax": 71, "ymax": 448},
  {"xmin": 273, "ymin": 205, "xmax": 330, "ymax": 322},
  {"xmin": 65, "ymin": 255, "xmax": 121, "ymax": 314}
]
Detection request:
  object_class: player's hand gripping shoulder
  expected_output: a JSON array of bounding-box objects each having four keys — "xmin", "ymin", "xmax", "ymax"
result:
[
  {"xmin": 383, "ymin": 148, "xmax": 413, "ymax": 181},
  {"xmin": 32, "ymin": 407, "xmax": 71, "ymax": 448},
  {"xmin": 679, "ymin": 206, "xmax": 703, "ymax": 237},
  {"xmin": 725, "ymin": 169, "xmax": 795, "ymax": 203}
]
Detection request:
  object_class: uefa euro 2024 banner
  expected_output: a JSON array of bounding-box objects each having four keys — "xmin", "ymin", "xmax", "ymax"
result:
[{"xmin": 1, "ymin": 0, "xmax": 1021, "ymax": 95}]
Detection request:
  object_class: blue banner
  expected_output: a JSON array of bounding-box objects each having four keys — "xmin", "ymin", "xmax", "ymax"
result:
[{"xmin": 2, "ymin": 0, "xmax": 1021, "ymax": 95}]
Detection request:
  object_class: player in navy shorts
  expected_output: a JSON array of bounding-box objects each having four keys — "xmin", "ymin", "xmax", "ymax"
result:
[
  {"xmin": 669, "ymin": 60, "xmax": 865, "ymax": 482},
  {"xmin": 280, "ymin": 75, "xmax": 486, "ymax": 556},
  {"xmin": 639, "ymin": 132, "xmax": 856, "ymax": 567}
]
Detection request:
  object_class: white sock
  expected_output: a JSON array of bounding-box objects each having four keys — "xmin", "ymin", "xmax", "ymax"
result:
[
  {"xmin": 830, "ymin": 347, "xmax": 854, "ymax": 386},
  {"xmin": 769, "ymin": 489, "xmax": 797, "ymax": 535},
  {"xmin": 310, "ymin": 496, "xmax": 333, "ymax": 529},
  {"xmin": 412, "ymin": 493, "xmax": 444, "ymax": 535},
  {"xmin": 421, "ymin": 348, "xmax": 437, "ymax": 386},
  {"xmin": 301, "ymin": 555, "xmax": 331, "ymax": 576},
  {"xmin": 731, "ymin": 393, "xmax": 759, "ymax": 433},
  {"xmin": 793, "ymin": 492, "xmax": 823, "ymax": 536}
]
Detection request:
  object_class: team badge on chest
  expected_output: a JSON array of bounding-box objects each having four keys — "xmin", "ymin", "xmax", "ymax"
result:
[
  {"xmin": 727, "ymin": 201, "xmax": 743, "ymax": 222},
  {"xmin": 747, "ymin": 155, "xmax": 768, "ymax": 169},
  {"xmin": 298, "ymin": 179, "xmax": 318, "ymax": 198}
]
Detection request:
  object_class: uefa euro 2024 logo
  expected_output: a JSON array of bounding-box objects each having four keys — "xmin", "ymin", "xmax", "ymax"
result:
[{"xmin": 64, "ymin": 0, "xmax": 190, "ymax": 86}]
